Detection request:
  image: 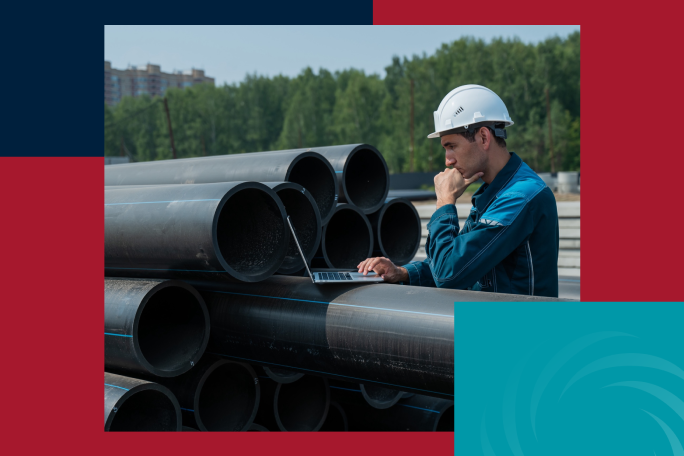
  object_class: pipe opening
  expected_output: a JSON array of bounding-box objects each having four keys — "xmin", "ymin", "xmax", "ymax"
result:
[
  {"xmin": 344, "ymin": 149, "xmax": 388, "ymax": 211},
  {"xmin": 138, "ymin": 287, "xmax": 206, "ymax": 374},
  {"xmin": 320, "ymin": 401, "xmax": 348, "ymax": 432},
  {"xmin": 198, "ymin": 362, "xmax": 257, "ymax": 431},
  {"xmin": 324, "ymin": 208, "xmax": 371, "ymax": 268},
  {"xmin": 360, "ymin": 384, "xmax": 402, "ymax": 409},
  {"xmin": 217, "ymin": 188, "xmax": 285, "ymax": 277},
  {"xmin": 288, "ymin": 156, "xmax": 336, "ymax": 223},
  {"xmin": 379, "ymin": 202, "xmax": 420, "ymax": 264},
  {"xmin": 109, "ymin": 390, "xmax": 177, "ymax": 432},
  {"xmin": 435, "ymin": 405, "xmax": 454, "ymax": 432},
  {"xmin": 248, "ymin": 423, "xmax": 269, "ymax": 432},
  {"xmin": 275, "ymin": 376, "xmax": 329, "ymax": 432},
  {"xmin": 276, "ymin": 188, "xmax": 319, "ymax": 273}
]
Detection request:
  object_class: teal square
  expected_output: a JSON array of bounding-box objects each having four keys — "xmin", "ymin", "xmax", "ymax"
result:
[{"xmin": 455, "ymin": 302, "xmax": 684, "ymax": 455}]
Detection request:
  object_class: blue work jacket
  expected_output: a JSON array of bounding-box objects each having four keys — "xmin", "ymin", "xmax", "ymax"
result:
[{"xmin": 402, "ymin": 152, "xmax": 559, "ymax": 297}]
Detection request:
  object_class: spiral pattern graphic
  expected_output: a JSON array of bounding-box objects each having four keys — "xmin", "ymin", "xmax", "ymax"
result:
[{"xmin": 455, "ymin": 302, "xmax": 684, "ymax": 456}]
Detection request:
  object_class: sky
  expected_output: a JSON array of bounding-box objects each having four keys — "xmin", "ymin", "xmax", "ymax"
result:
[{"xmin": 104, "ymin": 25, "xmax": 580, "ymax": 86}]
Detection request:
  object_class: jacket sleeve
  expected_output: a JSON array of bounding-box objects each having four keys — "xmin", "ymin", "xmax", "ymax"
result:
[{"xmin": 405, "ymin": 191, "xmax": 539, "ymax": 289}]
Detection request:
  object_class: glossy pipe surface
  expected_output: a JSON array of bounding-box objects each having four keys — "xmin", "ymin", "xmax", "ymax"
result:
[
  {"xmin": 104, "ymin": 151, "xmax": 337, "ymax": 225},
  {"xmin": 104, "ymin": 372, "xmax": 181, "ymax": 432},
  {"xmin": 104, "ymin": 278, "xmax": 209, "ymax": 378},
  {"xmin": 105, "ymin": 182, "xmax": 288, "ymax": 283}
]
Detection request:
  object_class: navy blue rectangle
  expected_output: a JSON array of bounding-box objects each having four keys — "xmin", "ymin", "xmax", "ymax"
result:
[{"xmin": 3, "ymin": 3, "xmax": 373, "ymax": 158}]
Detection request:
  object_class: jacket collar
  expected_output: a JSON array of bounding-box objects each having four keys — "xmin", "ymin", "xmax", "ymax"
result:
[{"xmin": 471, "ymin": 152, "xmax": 522, "ymax": 213}]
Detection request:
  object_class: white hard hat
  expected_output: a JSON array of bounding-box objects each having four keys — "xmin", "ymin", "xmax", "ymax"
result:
[{"xmin": 428, "ymin": 84, "xmax": 514, "ymax": 139}]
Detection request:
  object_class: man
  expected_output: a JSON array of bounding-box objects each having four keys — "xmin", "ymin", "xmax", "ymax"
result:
[{"xmin": 358, "ymin": 84, "xmax": 559, "ymax": 297}]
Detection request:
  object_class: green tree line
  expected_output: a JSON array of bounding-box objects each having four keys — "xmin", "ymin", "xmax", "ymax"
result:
[{"xmin": 105, "ymin": 32, "xmax": 579, "ymax": 173}]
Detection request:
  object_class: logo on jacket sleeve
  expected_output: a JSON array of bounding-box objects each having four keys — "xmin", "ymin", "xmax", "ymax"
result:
[{"xmin": 480, "ymin": 218, "xmax": 503, "ymax": 226}]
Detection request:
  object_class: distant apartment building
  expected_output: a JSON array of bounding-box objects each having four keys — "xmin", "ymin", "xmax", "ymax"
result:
[{"xmin": 105, "ymin": 61, "xmax": 215, "ymax": 106}]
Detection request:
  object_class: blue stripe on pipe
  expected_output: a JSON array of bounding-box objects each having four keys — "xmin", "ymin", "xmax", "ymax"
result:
[
  {"xmin": 105, "ymin": 267, "xmax": 230, "ymax": 273},
  {"xmin": 105, "ymin": 332, "xmax": 132, "ymax": 337},
  {"xmin": 105, "ymin": 199, "xmax": 220, "ymax": 206},
  {"xmin": 208, "ymin": 352, "xmax": 453, "ymax": 398},
  {"xmin": 335, "ymin": 171, "xmax": 343, "ymax": 173},
  {"xmin": 207, "ymin": 290, "xmax": 454, "ymax": 319},
  {"xmin": 105, "ymin": 383, "xmax": 129, "ymax": 391},
  {"xmin": 329, "ymin": 386, "xmax": 361, "ymax": 393},
  {"xmin": 180, "ymin": 407, "xmax": 195, "ymax": 412},
  {"xmin": 399, "ymin": 404, "xmax": 441, "ymax": 414}
]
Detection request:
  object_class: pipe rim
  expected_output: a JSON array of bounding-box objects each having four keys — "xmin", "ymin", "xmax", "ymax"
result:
[
  {"xmin": 132, "ymin": 281, "xmax": 210, "ymax": 377},
  {"xmin": 274, "ymin": 377, "xmax": 330, "ymax": 432},
  {"xmin": 341, "ymin": 145, "xmax": 389, "ymax": 215},
  {"xmin": 211, "ymin": 182, "xmax": 289, "ymax": 282},
  {"xmin": 359, "ymin": 383, "xmax": 403, "ymax": 410},
  {"xmin": 269, "ymin": 182, "xmax": 322, "ymax": 275},
  {"xmin": 321, "ymin": 204, "xmax": 373, "ymax": 269},
  {"xmin": 285, "ymin": 151, "xmax": 337, "ymax": 225},
  {"xmin": 105, "ymin": 382, "xmax": 181, "ymax": 432},
  {"xmin": 376, "ymin": 198, "xmax": 421, "ymax": 265},
  {"xmin": 431, "ymin": 400, "xmax": 455, "ymax": 432},
  {"xmin": 321, "ymin": 401, "xmax": 349, "ymax": 432},
  {"xmin": 263, "ymin": 366, "xmax": 305, "ymax": 384},
  {"xmin": 193, "ymin": 360, "xmax": 260, "ymax": 432}
]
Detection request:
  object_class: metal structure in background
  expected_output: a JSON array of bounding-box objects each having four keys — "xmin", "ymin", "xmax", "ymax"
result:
[
  {"xmin": 309, "ymin": 144, "xmax": 389, "ymax": 214},
  {"xmin": 262, "ymin": 182, "xmax": 322, "ymax": 275},
  {"xmin": 313, "ymin": 204, "xmax": 373, "ymax": 269},
  {"xmin": 104, "ymin": 150, "xmax": 338, "ymax": 225},
  {"xmin": 109, "ymin": 357, "xmax": 260, "ymax": 432},
  {"xmin": 255, "ymin": 374, "xmax": 330, "ymax": 432},
  {"xmin": 194, "ymin": 276, "xmax": 454, "ymax": 398},
  {"xmin": 105, "ymin": 182, "xmax": 288, "ymax": 283},
  {"xmin": 104, "ymin": 278, "xmax": 209, "ymax": 378},
  {"xmin": 104, "ymin": 372, "xmax": 181, "ymax": 432},
  {"xmin": 368, "ymin": 197, "xmax": 421, "ymax": 265}
]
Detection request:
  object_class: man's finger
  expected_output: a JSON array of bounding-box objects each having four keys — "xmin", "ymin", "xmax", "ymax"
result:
[
  {"xmin": 464, "ymin": 172, "xmax": 484, "ymax": 185},
  {"xmin": 365, "ymin": 258, "xmax": 384, "ymax": 275},
  {"xmin": 357, "ymin": 258, "xmax": 371, "ymax": 272}
]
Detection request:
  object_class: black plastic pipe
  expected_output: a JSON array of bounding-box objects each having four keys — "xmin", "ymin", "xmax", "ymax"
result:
[
  {"xmin": 320, "ymin": 401, "xmax": 349, "ymax": 431},
  {"xmin": 337, "ymin": 393, "xmax": 454, "ymax": 432},
  {"xmin": 104, "ymin": 372, "xmax": 181, "ymax": 432},
  {"xmin": 314, "ymin": 204, "xmax": 373, "ymax": 269},
  {"xmin": 256, "ymin": 375, "xmax": 330, "ymax": 432},
  {"xmin": 308, "ymin": 144, "xmax": 389, "ymax": 214},
  {"xmin": 196, "ymin": 276, "xmax": 454, "ymax": 398},
  {"xmin": 112, "ymin": 357, "xmax": 260, "ymax": 432},
  {"xmin": 262, "ymin": 182, "xmax": 321, "ymax": 274},
  {"xmin": 105, "ymin": 278, "xmax": 209, "ymax": 378},
  {"xmin": 367, "ymin": 198, "xmax": 422, "ymax": 265},
  {"xmin": 104, "ymin": 151, "xmax": 337, "ymax": 225},
  {"xmin": 105, "ymin": 182, "xmax": 288, "ymax": 283}
]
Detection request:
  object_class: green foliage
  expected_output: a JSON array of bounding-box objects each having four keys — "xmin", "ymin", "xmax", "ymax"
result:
[{"xmin": 105, "ymin": 32, "xmax": 580, "ymax": 172}]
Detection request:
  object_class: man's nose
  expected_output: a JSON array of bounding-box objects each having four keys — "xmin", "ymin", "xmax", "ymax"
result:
[{"xmin": 445, "ymin": 154, "xmax": 456, "ymax": 167}]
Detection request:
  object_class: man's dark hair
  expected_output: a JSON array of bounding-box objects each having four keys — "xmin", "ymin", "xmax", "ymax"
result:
[{"xmin": 459, "ymin": 126, "xmax": 507, "ymax": 148}]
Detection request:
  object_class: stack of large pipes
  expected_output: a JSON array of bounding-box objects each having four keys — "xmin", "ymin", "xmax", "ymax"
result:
[{"xmin": 103, "ymin": 143, "xmax": 563, "ymax": 432}]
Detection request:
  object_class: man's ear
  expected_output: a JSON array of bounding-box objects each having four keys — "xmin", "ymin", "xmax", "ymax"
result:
[{"xmin": 479, "ymin": 127, "xmax": 491, "ymax": 149}]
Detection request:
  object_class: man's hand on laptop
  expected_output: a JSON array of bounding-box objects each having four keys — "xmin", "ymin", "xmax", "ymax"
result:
[{"xmin": 357, "ymin": 257, "xmax": 409, "ymax": 283}]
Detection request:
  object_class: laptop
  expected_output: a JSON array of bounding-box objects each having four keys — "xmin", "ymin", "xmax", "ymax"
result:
[{"xmin": 287, "ymin": 216, "xmax": 384, "ymax": 284}]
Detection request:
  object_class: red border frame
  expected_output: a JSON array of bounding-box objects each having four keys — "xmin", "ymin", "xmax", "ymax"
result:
[{"xmin": 5, "ymin": 6, "xmax": 681, "ymax": 455}]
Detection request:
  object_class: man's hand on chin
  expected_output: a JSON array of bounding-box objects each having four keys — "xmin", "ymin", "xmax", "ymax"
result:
[{"xmin": 434, "ymin": 168, "xmax": 484, "ymax": 209}]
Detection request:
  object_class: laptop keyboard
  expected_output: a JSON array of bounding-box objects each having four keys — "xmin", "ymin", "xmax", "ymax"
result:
[{"xmin": 319, "ymin": 272, "xmax": 353, "ymax": 281}]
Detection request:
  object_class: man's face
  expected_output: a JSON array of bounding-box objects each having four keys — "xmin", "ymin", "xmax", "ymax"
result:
[{"xmin": 440, "ymin": 132, "xmax": 487, "ymax": 179}]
